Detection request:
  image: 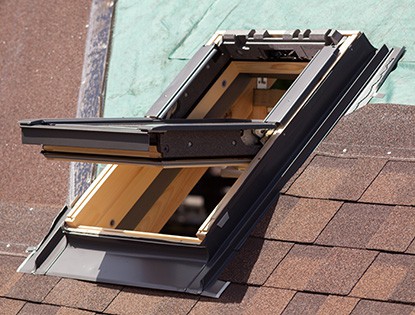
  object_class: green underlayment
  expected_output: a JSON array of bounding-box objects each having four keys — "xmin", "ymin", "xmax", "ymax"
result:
[{"xmin": 103, "ymin": 0, "xmax": 415, "ymax": 117}]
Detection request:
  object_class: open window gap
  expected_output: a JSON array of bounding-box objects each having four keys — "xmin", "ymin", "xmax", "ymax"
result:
[{"xmin": 63, "ymin": 62, "xmax": 304, "ymax": 243}]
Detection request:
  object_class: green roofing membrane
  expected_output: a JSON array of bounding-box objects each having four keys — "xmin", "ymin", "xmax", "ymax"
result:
[{"xmin": 103, "ymin": 0, "xmax": 415, "ymax": 117}]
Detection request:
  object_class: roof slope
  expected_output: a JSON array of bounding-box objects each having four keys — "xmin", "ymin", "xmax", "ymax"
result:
[
  {"xmin": 1, "ymin": 104, "xmax": 414, "ymax": 314},
  {"xmin": 3, "ymin": 1, "xmax": 414, "ymax": 314}
]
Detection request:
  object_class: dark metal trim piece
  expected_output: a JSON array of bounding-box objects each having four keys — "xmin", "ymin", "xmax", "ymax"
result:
[
  {"xmin": 346, "ymin": 46, "xmax": 406, "ymax": 114},
  {"xmin": 42, "ymin": 152, "xmax": 252, "ymax": 167},
  {"xmin": 20, "ymin": 119, "xmax": 274, "ymax": 160}
]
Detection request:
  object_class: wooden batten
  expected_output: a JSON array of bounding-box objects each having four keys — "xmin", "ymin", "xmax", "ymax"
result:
[
  {"xmin": 188, "ymin": 63, "xmax": 239, "ymax": 119},
  {"xmin": 251, "ymin": 106, "xmax": 269, "ymax": 119},
  {"xmin": 68, "ymin": 225, "xmax": 202, "ymax": 245},
  {"xmin": 66, "ymin": 164, "xmax": 162, "ymax": 228},
  {"xmin": 134, "ymin": 167, "xmax": 208, "ymax": 232},
  {"xmin": 227, "ymin": 79, "xmax": 256, "ymax": 119},
  {"xmin": 234, "ymin": 61, "xmax": 307, "ymax": 75},
  {"xmin": 253, "ymin": 89, "xmax": 285, "ymax": 107}
]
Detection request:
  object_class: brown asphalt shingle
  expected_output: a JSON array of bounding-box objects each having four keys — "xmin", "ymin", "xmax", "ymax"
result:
[
  {"xmin": 351, "ymin": 253, "xmax": 415, "ymax": 304},
  {"xmin": 281, "ymin": 293, "xmax": 358, "ymax": 315},
  {"xmin": 43, "ymin": 279, "xmax": 121, "ymax": 312},
  {"xmin": 360, "ymin": 161, "xmax": 415, "ymax": 206},
  {"xmin": 17, "ymin": 303, "xmax": 60, "ymax": 315},
  {"xmin": 287, "ymin": 156, "xmax": 386, "ymax": 201},
  {"xmin": 315, "ymin": 295, "xmax": 360, "ymax": 315},
  {"xmin": 0, "ymin": 0, "xmax": 89, "ymax": 206},
  {"xmin": 5, "ymin": 274, "xmax": 60, "ymax": 303},
  {"xmin": 350, "ymin": 300, "xmax": 415, "ymax": 315},
  {"xmin": 0, "ymin": 298, "xmax": 24, "ymax": 315},
  {"xmin": 0, "ymin": 201, "xmax": 62, "ymax": 256},
  {"xmin": 317, "ymin": 104, "xmax": 415, "ymax": 160},
  {"xmin": 266, "ymin": 245, "xmax": 377, "ymax": 295},
  {"xmin": 406, "ymin": 239, "xmax": 415, "ymax": 254},
  {"xmin": 189, "ymin": 285, "xmax": 295, "ymax": 315},
  {"xmin": 105, "ymin": 287, "xmax": 198, "ymax": 315},
  {"xmin": 316, "ymin": 203, "xmax": 415, "ymax": 252},
  {"xmin": 252, "ymin": 195, "xmax": 342, "ymax": 243},
  {"xmin": 0, "ymin": 256, "xmax": 24, "ymax": 297},
  {"xmin": 220, "ymin": 238, "xmax": 293, "ymax": 285},
  {"xmin": 17, "ymin": 303, "xmax": 95, "ymax": 315}
]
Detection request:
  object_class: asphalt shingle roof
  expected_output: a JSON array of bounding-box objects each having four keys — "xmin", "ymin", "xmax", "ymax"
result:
[
  {"xmin": 0, "ymin": 104, "xmax": 413, "ymax": 315},
  {"xmin": 1, "ymin": 1, "xmax": 414, "ymax": 314}
]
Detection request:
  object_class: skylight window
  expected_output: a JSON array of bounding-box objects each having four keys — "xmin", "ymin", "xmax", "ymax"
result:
[{"xmin": 18, "ymin": 29, "xmax": 404, "ymax": 297}]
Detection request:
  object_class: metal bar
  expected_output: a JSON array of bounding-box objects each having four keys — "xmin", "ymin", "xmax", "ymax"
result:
[
  {"xmin": 345, "ymin": 46, "xmax": 405, "ymax": 115},
  {"xmin": 41, "ymin": 152, "xmax": 252, "ymax": 167},
  {"xmin": 21, "ymin": 120, "xmax": 273, "ymax": 159}
]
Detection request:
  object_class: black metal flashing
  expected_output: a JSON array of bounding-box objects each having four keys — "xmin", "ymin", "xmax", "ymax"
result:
[{"xmin": 18, "ymin": 29, "xmax": 404, "ymax": 298}]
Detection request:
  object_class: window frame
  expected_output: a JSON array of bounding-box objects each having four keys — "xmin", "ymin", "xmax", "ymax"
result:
[{"xmin": 18, "ymin": 29, "xmax": 404, "ymax": 298}]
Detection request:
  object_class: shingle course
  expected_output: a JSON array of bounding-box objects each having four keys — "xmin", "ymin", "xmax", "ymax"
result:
[
  {"xmin": 351, "ymin": 253, "xmax": 415, "ymax": 304},
  {"xmin": 220, "ymin": 238, "xmax": 293, "ymax": 285},
  {"xmin": 266, "ymin": 245, "xmax": 377, "ymax": 295},
  {"xmin": 105, "ymin": 287, "xmax": 198, "ymax": 315},
  {"xmin": 287, "ymin": 156, "xmax": 386, "ymax": 201},
  {"xmin": 43, "ymin": 279, "xmax": 121, "ymax": 312},
  {"xmin": 281, "ymin": 293, "xmax": 359, "ymax": 315},
  {"xmin": 252, "ymin": 195, "xmax": 341, "ymax": 243},
  {"xmin": 316, "ymin": 203, "xmax": 415, "ymax": 252},
  {"xmin": 190, "ymin": 285, "xmax": 295, "ymax": 315},
  {"xmin": 0, "ymin": 297, "xmax": 25, "ymax": 315},
  {"xmin": 350, "ymin": 299, "xmax": 415, "ymax": 315},
  {"xmin": 360, "ymin": 161, "xmax": 415, "ymax": 206},
  {"xmin": 5, "ymin": 274, "xmax": 59, "ymax": 303}
]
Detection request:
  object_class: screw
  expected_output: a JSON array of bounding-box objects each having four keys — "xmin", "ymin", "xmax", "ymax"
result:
[
  {"xmin": 187, "ymin": 141, "xmax": 193, "ymax": 147},
  {"xmin": 232, "ymin": 140, "xmax": 237, "ymax": 146},
  {"xmin": 110, "ymin": 220, "xmax": 115, "ymax": 227}
]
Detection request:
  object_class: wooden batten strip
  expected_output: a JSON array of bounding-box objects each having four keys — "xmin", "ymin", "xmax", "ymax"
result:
[
  {"xmin": 251, "ymin": 106, "xmax": 269, "ymax": 119},
  {"xmin": 134, "ymin": 167, "xmax": 208, "ymax": 233},
  {"xmin": 188, "ymin": 63, "xmax": 239, "ymax": 119},
  {"xmin": 228, "ymin": 79, "xmax": 256, "ymax": 119},
  {"xmin": 234, "ymin": 61, "xmax": 307, "ymax": 75},
  {"xmin": 69, "ymin": 225, "xmax": 201, "ymax": 244},
  {"xmin": 253, "ymin": 89, "xmax": 285, "ymax": 107},
  {"xmin": 94, "ymin": 166, "xmax": 163, "ymax": 228},
  {"xmin": 66, "ymin": 164, "xmax": 162, "ymax": 227}
]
